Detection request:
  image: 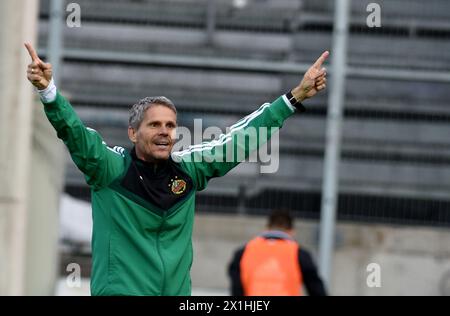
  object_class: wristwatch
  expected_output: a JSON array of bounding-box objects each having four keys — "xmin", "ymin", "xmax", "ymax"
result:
[{"xmin": 286, "ymin": 91, "xmax": 306, "ymax": 113}]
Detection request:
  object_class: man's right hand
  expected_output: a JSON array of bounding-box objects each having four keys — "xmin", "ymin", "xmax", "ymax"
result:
[{"xmin": 25, "ymin": 42, "xmax": 53, "ymax": 90}]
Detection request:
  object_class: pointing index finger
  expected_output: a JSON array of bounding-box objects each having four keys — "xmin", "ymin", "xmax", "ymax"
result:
[
  {"xmin": 313, "ymin": 51, "xmax": 329, "ymax": 69},
  {"xmin": 24, "ymin": 42, "xmax": 41, "ymax": 63}
]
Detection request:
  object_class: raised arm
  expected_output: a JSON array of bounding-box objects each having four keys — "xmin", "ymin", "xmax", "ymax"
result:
[
  {"xmin": 25, "ymin": 43, "xmax": 125, "ymax": 190},
  {"xmin": 173, "ymin": 51, "xmax": 329, "ymax": 191}
]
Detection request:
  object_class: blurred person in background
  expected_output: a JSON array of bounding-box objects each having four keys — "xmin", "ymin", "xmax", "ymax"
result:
[
  {"xmin": 228, "ymin": 209, "xmax": 327, "ymax": 296},
  {"xmin": 25, "ymin": 42, "xmax": 328, "ymax": 296}
]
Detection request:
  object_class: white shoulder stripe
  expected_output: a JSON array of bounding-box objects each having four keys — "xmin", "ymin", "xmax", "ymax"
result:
[
  {"xmin": 107, "ymin": 146, "xmax": 125, "ymax": 157},
  {"xmin": 85, "ymin": 127, "xmax": 125, "ymax": 157},
  {"xmin": 173, "ymin": 102, "xmax": 271, "ymax": 157}
]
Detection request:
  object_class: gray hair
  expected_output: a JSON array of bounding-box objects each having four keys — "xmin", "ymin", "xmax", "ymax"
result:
[{"xmin": 129, "ymin": 96, "xmax": 177, "ymax": 129}]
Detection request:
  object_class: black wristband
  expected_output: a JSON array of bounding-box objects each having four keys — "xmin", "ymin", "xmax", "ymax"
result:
[{"xmin": 286, "ymin": 91, "xmax": 306, "ymax": 113}]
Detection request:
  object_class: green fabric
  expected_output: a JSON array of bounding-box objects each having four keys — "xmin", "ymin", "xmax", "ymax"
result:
[{"xmin": 43, "ymin": 92, "xmax": 294, "ymax": 295}]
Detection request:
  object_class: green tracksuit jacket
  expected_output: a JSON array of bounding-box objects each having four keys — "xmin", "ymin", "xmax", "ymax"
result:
[{"xmin": 43, "ymin": 92, "xmax": 295, "ymax": 295}]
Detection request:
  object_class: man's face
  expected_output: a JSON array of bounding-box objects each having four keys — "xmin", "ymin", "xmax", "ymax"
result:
[{"xmin": 128, "ymin": 105, "xmax": 177, "ymax": 162}]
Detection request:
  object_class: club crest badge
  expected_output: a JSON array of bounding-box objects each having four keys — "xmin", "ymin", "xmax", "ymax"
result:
[{"xmin": 169, "ymin": 176, "xmax": 187, "ymax": 195}]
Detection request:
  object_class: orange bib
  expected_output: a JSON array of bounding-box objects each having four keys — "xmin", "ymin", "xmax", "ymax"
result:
[{"xmin": 240, "ymin": 236, "xmax": 302, "ymax": 296}]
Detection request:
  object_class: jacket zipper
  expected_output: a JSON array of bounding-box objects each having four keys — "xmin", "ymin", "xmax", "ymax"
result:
[{"xmin": 156, "ymin": 211, "xmax": 167, "ymax": 295}]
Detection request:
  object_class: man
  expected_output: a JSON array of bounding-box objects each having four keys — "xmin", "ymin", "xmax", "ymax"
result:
[
  {"xmin": 25, "ymin": 42, "xmax": 328, "ymax": 295},
  {"xmin": 228, "ymin": 210, "xmax": 327, "ymax": 296}
]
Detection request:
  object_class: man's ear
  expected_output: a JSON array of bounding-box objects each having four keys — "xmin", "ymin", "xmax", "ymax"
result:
[{"xmin": 128, "ymin": 126, "xmax": 137, "ymax": 143}]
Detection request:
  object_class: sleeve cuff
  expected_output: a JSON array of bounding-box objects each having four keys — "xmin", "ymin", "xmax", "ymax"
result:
[
  {"xmin": 38, "ymin": 78, "xmax": 57, "ymax": 103},
  {"xmin": 283, "ymin": 92, "xmax": 306, "ymax": 113},
  {"xmin": 282, "ymin": 94, "xmax": 297, "ymax": 113}
]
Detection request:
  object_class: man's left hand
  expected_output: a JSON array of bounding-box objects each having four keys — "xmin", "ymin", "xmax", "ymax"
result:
[{"xmin": 292, "ymin": 51, "xmax": 329, "ymax": 102}]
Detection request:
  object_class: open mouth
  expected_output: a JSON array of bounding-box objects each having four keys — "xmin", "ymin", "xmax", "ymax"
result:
[{"xmin": 154, "ymin": 141, "xmax": 170, "ymax": 149}]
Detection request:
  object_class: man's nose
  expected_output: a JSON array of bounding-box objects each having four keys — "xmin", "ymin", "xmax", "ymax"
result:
[{"xmin": 158, "ymin": 126, "xmax": 169, "ymax": 135}]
